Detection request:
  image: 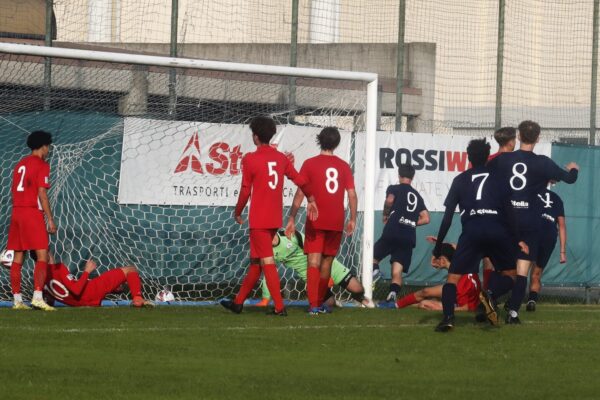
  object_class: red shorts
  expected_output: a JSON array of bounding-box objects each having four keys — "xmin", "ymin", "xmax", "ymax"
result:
[
  {"xmin": 304, "ymin": 227, "xmax": 343, "ymax": 256},
  {"xmin": 249, "ymin": 229, "xmax": 277, "ymax": 259},
  {"xmin": 79, "ymin": 269, "xmax": 127, "ymax": 306},
  {"xmin": 6, "ymin": 207, "xmax": 48, "ymax": 251}
]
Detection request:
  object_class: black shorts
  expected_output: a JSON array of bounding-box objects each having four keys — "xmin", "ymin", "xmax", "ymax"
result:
[
  {"xmin": 518, "ymin": 229, "xmax": 540, "ymax": 262},
  {"xmin": 450, "ymin": 222, "xmax": 518, "ymax": 275},
  {"xmin": 373, "ymin": 236, "xmax": 413, "ymax": 273},
  {"xmin": 536, "ymin": 232, "xmax": 557, "ymax": 269}
]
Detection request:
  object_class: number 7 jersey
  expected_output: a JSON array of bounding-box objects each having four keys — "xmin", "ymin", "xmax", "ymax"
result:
[{"xmin": 299, "ymin": 154, "xmax": 355, "ymax": 232}]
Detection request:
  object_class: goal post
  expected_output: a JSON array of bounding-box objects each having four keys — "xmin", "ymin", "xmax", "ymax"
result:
[{"xmin": 0, "ymin": 42, "xmax": 377, "ymax": 303}]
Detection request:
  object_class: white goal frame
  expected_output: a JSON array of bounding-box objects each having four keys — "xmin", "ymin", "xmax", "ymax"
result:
[{"xmin": 0, "ymin": 42, "xmax": 378, "ymax": 301}]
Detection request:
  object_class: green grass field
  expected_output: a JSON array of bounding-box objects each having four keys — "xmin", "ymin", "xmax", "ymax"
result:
[{"xmin": 1, "ymin": 305, "xmax": 599, "ymax": 400}]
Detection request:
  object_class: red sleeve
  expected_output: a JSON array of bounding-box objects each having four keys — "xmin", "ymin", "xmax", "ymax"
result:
[
  {"xmin": 56, "ymin": 264, "xmax": 90, "ymax": 296},
  {"xmin": 287, "ymin": 159, "xmax": 311, "ymax": 196},
  {"xmin": 344, "ymin": 162, "xmax": 355, "ymax": 190},
  {"xmin": 234, "ymin": 155, "xmax": 252, "ymax": 217},
  {"xmin": 38, "ymin": 162, "xmax": 51, "ymax": 189}
]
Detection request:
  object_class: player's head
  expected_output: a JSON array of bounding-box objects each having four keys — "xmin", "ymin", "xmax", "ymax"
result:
[
  {"xmin": 494, "ymin": 127, "xmax": 516, "ymax": 150},
  {"xmin": 433, "ymin": 243, "xmax": 455, "ymax": 269},
  {"xmin": 27, "ymin": 130, "xmax": 53, "ymax": 158},
  {"xmin": 398, "ymin": 163, "xmax": 415, "ymax": 181},
  {"xmin": 467, "ymin": 139, "xmax": 490, "ymax": 167},
  {"xmin": 518, "ymin": 120, "xmax": 541, "ymax": 144},
  {"xmin": 249, "ymin": 116, "xmax": 277, "ymax": 145},
  {"xmin": 316, "ymin": 127, "xmax": 341, "ymax": 151}
]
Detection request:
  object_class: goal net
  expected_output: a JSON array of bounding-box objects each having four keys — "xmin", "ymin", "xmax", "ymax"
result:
[{"xmin": 0, "ymin": 43, "xmax": 377, "ymax": 304}]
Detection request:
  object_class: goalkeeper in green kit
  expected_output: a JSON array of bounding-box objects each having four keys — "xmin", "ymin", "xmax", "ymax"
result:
[{"xmin": 256, "ymin": 230, "xmax": 374, "ymax": 308}]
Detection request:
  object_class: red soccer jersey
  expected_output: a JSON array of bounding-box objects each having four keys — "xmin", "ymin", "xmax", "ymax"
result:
[
  {"xmin": 456, "ymin": 273, "xmax": 481, "ymax": 311},
  {"xmin": 11, "ymin": 155, "xmax": 50, "ymax": 208},
  {"xmin": 301, "ymin": 154, "xmax": 354, "ymax": 231},
  {"xmin": 487, "ymin": 152, "xmax": 501, "ymax": 162},
  {"xmin": 235, "ymin": 145, "xmax": 306, "ymax": 229},
  {"xmin": 43, "ymin": 263, "xmax": 91, "ymax": 307}
]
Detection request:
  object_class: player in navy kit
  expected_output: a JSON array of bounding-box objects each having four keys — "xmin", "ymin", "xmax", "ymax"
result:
[
  {"xmin": 487, "ymin": 121, "xmax": 578, "ymax": 324},
  {"xmin": 526, "ymin": 186, "xmax": 567, "ymax": 311},
  {"xmin": 372, "ymin": 164, "xmax": 429, "ymax": 303},
  {"xmin": 433, "ymin": 139, "xmax": 528, "ymax": 332}
]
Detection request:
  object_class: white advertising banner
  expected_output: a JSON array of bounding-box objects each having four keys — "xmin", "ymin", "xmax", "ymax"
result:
[
  {"xmin": 355, "ymin": 132, "xmax": 552, "ymax": 212},
  {"xmin": 118, "ymin": 118, "xmax": 351, "ymax": 206}
]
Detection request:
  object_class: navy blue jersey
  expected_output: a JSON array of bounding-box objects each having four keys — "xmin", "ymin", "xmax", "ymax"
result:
[
  {"xmin": 537, "ymin": 189, "xmax": 564, "ymax": 236},
  {"xmin": 487, "ymin": 150, "xmax": 577, "ymax": 229},
  {"xmin": 444, "ymin": 165, "xmax": 511, "ymax": 227},
  {"xmin": 381, "ymin": 183, "xmax": 427, "ymax": 247}
]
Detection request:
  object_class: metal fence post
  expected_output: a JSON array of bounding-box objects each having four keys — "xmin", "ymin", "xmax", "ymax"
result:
[
  {"xmin": 591, "ymin": 0, "xmax": 599, "ymax": 145},
  {"xmin": 169, "ymin": 0, "xmax": 178, "ymax": 118},
  {"xmin": 395, "ymin": 0, "xmax": 406, "ymax": 132},
  {"xmin": 494, "ymin": 0, "xmax": 505, "ymax": 130},
  {"xmin": 44, "ymin": 0, "xmax": 53, "ymax": 111}
]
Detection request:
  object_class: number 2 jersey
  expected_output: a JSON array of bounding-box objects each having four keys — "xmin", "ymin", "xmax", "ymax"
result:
[
  {"xmin": 381, "ymin": 184, "xmax": 427, "ymax": 248},
  {"xmin": 11, "ymin": 154, "xmax": 50, "ymax": 208}
]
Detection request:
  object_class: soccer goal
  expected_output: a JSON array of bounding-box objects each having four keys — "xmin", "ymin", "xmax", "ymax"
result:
[{"xmin": 0, "ymin": 42, "xmax": 377, "ymax": 304}]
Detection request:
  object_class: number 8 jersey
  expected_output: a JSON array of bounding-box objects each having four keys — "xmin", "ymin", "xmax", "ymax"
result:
[{"xmin": 299, "ymin": 154, "xmax": 354, "ymax": 232}]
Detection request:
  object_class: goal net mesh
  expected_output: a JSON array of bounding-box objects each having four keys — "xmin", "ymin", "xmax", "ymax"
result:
[{"xmin": 0, "ymin": 50, "xmax": 369, "ymax": 303}]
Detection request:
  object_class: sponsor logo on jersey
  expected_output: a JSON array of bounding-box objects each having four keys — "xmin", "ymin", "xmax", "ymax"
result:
[
  {"xmin": 398, "ymin": 216, "xmax": 417, "ymax": 228},
  {"xmin": 541, "ymin": 213, "xmax": 556, "ymax": 223},
  {"xmin": 538, "ymin": 192, "xmax": 554, "ymax": 209},
  {"xmin": 511, "ymin": 200, "xmax": 529, "ymax": 208},
  {"xmin": 379, "ymin": 147, "xmax": 471, "ymax": 172},
  {"xmin": 469, "ymin": 208, "xmax": 499, "ymax": 216}
]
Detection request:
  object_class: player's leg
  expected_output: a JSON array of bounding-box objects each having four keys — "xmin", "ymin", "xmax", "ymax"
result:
[
  {"xmin": 232, "ymin": 258, "xmax": 262, "ymax": 308},
  {"xmin": 482, "ymin": 257, "xmax": 494, "ymax": 291},
  {"xmin": 6, "ymin": 210, "xmax": 31, "ymax": 309},
  {"xmin": 435, "ymin": 272, "xmax": 461, "ymax": 332},
  {"xmin": 9, "ymin": 251, "xmax": 29, "ymax": 309},
  {"xmin": 118, "ymin": 266, "xmax": 154, "ymax": 308},
  {"xmin": 372, "ymin": 237, "xmax": 389, "ymax": 283},
  {"xmin": 527, "ymin": 234, "xmax": 555, "ymax": 312},
  {"xmin": 317, "ymin": 231, "xmax": 343, "ymax": 312},
  {"xmin": 256, "ymin": 277, "xmax": 271, "ymax": 307},
  {"xmin": 304, "ymin": 226, "xmax": 325, "ymax": 314},
  {"xmin": 527, "ymin": 265, "xmax": 543, "ymax": 312},
  {"xmin": 505, "ymin": 230, "xmax": 539, "ymax": 323},
  {"xmin": 387, "ymin": 246, "xmax": 412, "ymax": 302},
  {"xmin": 258, "ymin": 229, "xmax": 286, "ymax": 315},
  {"xmin": 418, "ymin": 299, "xmax": 443, "ymax": 311},
  {"xmin": 397, "ymin": 285, "xmax": 442, "ymax": 308}
]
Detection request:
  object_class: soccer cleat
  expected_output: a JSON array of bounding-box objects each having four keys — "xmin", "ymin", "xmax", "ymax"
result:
[
  {"xmin": 308, "ymin": 307, "xmax": 321, "ymax": 315},
  {"xmin": 505, "ymin": 310, "xmax": 521, "ymax": 324},
  {"xmin": 220, "ymin": 299, "xmax": 243, "ymax": 314},
  {"xmin": 478, "ymin": 290, "xmax": 498, "ymax": 326},
  {"xmin": 377, "ymin": 301, "xmax": 397, "ymax": 309},
  {"xmin": 267, "ymin": 308, "xmax": 288, "ymax": 316},
  {"xmin": 474, "ymin": 303, "xmax": 487, "ymax": 323},
  {"xmin": 386, "ymin": 291, "xmax": 397, "ymax": 303},
  {"xmin": 435, "ymin": 315, "xmax": 455, "ymax": 333},
  {"xmin": 526, "ymin": 300, "xmax": 536, "ymax": 312},
  {"xmin": 31, "ymin": 298, "xmax": 56, "ymax": 312},
  {"xmin": 12, "ymin": 302, "xmax": 31, "ymax": 310},
  {"xmin": 255, "ymin": 298, "xmax": 270, "ymax": 307},
  {"xmin": 318, "ymin": 304, "xmax": 332, "ymax": 314},
  {"xmin": 131, "ymin": 298, "xmax": 155, "ymax": 308}
]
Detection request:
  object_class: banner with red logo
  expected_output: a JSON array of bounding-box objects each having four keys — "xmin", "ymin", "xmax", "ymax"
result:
[
  {"xmin": 118, "ymin": 118, "xmax": 351, "ymax": 206},
  {"xmin": 355, "ymin": 132, "xmax": 552, "ymax": 212}
]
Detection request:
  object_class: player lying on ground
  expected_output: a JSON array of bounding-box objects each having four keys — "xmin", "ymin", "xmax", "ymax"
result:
[
  {"xmin": 38, "ymin": 251, "xmax": 154, "ymax": 307},
  {"xmin": 372, "ymin": 163, "xmax": 429, "ymax": 304},
  {"xmin": 286, "ymin": 127, "xmax": 357, "ymax": 314},
  {"xmin": 526, "ymin": 184, "xmax": 567, "ymax": 312},
  {"xmin": 256, "ymin": 231, "xmax": 374, "ymax": 308},
  {"xmin": 487, "ymin": 120, "xmax": 578, "ymax": 324},
  {"xmin": 221, "ymin": 116, "xmax": 316, "ymax": 316},
  {"xmin": 388, "ymin": 241, "xmax": 480, "ymax": 311},
  {"xmin": 6, "ymin": 130, "xmax": 57, "ymax": 311}
]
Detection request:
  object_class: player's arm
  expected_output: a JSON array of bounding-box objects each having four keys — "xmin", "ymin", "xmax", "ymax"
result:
[
  {"xmin": 38, "ymin": 187, "xmax": 56, "ymax": 234},
  {"xmin": 544, "ymin": 157, "xmax": 579, "ymax": 184},
  {"xmin": 285, "ymin": 188, "xmax": 305, "ymax": 238},
  {"xmin": 345, "ymin": 188, "xmax": 358, "ymax": 235},
  {"xmin": 417, "ymin": 209, "xmax": 430, "ymax": 226},
  {"xmin": 284, "ymin": 160, "xmax": 317, "ymax": 221},
  {"xmin": 234, "ymin": 157, "xmax": 252, "ymax": 224},
  {"xmin": 382, "ymin": 194, "xmax": 395, "ymax": 223},
  {"xmin": 558, "ymin": 216, "xmax": 567, "ymax": 264},
  {"xmin": 433, "ymin": 181, "xmax": 459, "ymax": 257},
  {"xmin": 58, "ymin": 260, "xmax": 96, "ymax": 296}
]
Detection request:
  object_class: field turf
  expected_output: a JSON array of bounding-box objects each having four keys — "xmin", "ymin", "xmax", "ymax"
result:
[{"xmin": 1, "ymin": 304, "xmax": 599, "ymax": 400}]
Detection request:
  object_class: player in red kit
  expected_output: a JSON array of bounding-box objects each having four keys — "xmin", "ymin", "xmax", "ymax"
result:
[
  {"xmin": 38, "ymin": 252, "xmax": 154, "ymax": 307},
  {"xmin": 286, "ymin": 127, "xmax": 357, "ymax": 314},
  {"xmin": 220, "ymin": 116, "xmax": 316, "ymax": 316},
  {"xmin": 6, "ymin": 130, "xmax": 57, "ymax": 311}
]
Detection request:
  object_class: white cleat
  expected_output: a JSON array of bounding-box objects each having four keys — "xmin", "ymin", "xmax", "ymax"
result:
[{"xmin": 361, "ymin": 298, "xmax": 376, "ymax": 309}]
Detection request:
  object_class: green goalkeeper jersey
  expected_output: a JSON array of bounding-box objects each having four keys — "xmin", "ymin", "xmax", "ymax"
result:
[{"xmin": 261, "ymin": 232, "xmax": 351, "ymax": 300}]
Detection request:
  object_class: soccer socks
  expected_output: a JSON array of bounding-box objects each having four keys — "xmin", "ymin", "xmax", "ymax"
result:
[
  {"xmin": 528, "ymin": 291, "xmax": 539, "ymax": 302},
  {"xmin": 234, "ymin": 264, "xmax": 261, "ymax": 305},
  {"xmin": 33, "ymin": 261, "xmax": 48, "ymax": 292},
  {"xmin": 307, "ymin": 266, "xmax": 320, "ymax": 309},
  {"xmin": 508, "ymin": 275, "xmax": 528, "ymax": 313},
  {"xmin": 262, "ymin": 264, "xmax": 285, "ymax": 312},
  {"xmin": 441, "ymin": 283, "xmax": 457, "ymax": 318},
  {"xmin": 389, "ymin": 283, "xmax": 401, "ymax": 295},
  {"xmin": 483, "ymin": 269, "xmax": 493, "ymax": 291},
  {"xmin": 396, "ymin": 293, "xmax": 418, "ymax": 308},
  {"xmin": 488, "ymin": 272, "xmax": 514, "ymax": 300},
  {"xmin": 10, "ymin": 262, "xmax": 22, "ymax": 295},
  {"xmin": 126, "ymin": 270, "xmax": 143, "ymax": 299}
]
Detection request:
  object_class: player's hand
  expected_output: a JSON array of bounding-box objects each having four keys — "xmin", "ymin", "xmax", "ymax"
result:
[
  {"xmin": 518, "ymin": 241, "xmax": 529, "ymax": 255},
  {"xmin": 345, "ymin": 219, "xmax": 356, "ymax": 236},
  {"xmin": 382, "ymin": 216, "xmax": 388, "ymax": 224},
  {"xmin": 47, "ymin": 218, "xmax": 57, "ymax": 234},
  {"xmin": 234, "ymin": 214, "xmax": 244, "ymax": 225},
  {"xmin": 566, "ymin": 162, "xmax": 579, "ymax": 171},
  {"xmin": 560, "ymin": 251, "xmax": 567, "ymax": 264},
  {"xmin": 285, "ymin": 218, "xmax": 296, "ymax": 239},
  {"xmin": 84, "ymin": 259, "xmax": 97, "ymax": 273},
  {"xmin": 425, "ymin": 236, "xmax": 438, "ymax": 243},
  {"xmin": 307, "ymin": 200, "xmax": 318, "ymax": 221},
  {"xmin": 430, "ymin": 256, "xmax": 441, "ymax": 268}
]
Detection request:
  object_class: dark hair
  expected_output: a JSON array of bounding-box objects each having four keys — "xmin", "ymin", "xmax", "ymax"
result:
[
  {"xmin": 494, "ymin": 127, "xmax": 516, "ymax": 147},
  {"xmin": 316, "ymin": 127, "xmax": 341, "ymax": 151},
  {"xmin": 249, "ymin": 116, "xmax": 277, "ymax": 144},
  {"xmin": 26, "ymin": 130, "xmax": 53, "ymax": 150},
  {"xmin": 518, "ymin": 120, "xmax": 541, "ymax": 144},
  {"xmin": 440, "ymin": 243, "xmax": 455, "ymax": 262},
  {"xmin": 398, "ymin": 163, "xmax": 415, "ymax": 179},
  {"xmin": 467, "ymin": 139, "xmax": 490, "ymax": 167}
]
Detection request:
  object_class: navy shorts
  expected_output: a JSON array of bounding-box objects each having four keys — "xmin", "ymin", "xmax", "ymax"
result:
[
  {"xmin": 536, "ymin": 232, "xmax": 557, "ymax": 269},
  {"xmin": 449, "ymin": 222, "xmax": 518, "ymax": 275},
  {"xmin": 518, "ymin": 229, "xmax": 540, "ymax": 262},
  {"xmin": 373, "ymin": 236, "xmax": 413, "ymax": 273}
]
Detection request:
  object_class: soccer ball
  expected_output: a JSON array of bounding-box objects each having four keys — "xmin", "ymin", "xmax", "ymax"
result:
[
  {"xmin": 0, "ymin": 249, "xmax": 14, "ymax": 268},
  {"xmin": 155, "ymin": 289, "xmax": 175, "ymax": 303}
]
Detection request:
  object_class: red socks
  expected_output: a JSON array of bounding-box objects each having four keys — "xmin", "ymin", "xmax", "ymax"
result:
[
  {"xmin": 126, "ymin": 270, "xmax": 143, "ymax": 298},
  {"xmin": 10, "ymin": 262, "xmax": 22, "ymax": 294},
  {"xmin": 234, "ymin": 264, "xmax": 261, "ymax": 305},
  {"xmin": 33, "ymin": 261, "xmax": 48, "ymax": 291},
  {"xmin": 483, "ymin": 269, "xmax": 492, "ymax": 291},
  {"xmin": 262, "ymin": 264, "xmax": 284, "ymax": 312},
  {"xmin": 307, "ymin": 266, "xmax": 320, "ymax": 309},
  {"xmin": 396, "ymin": 292, "xmax": 418, "ymax": 308}
]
